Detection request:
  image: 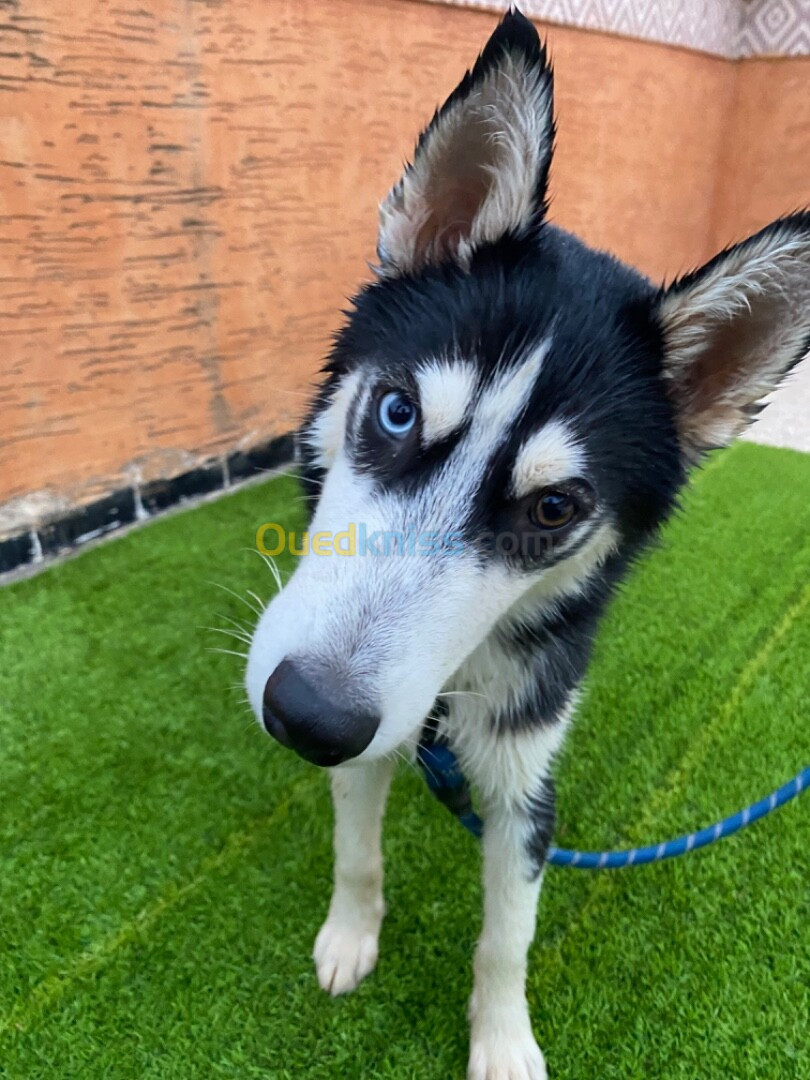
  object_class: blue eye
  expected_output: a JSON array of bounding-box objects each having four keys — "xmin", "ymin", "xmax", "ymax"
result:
[{"xmin": 378, "ymin": 390, "xmax": 417, "ymax": 438}]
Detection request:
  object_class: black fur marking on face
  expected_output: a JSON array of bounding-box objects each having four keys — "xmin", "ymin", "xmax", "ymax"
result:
[
  {"xmin": 353, "ymin": 374, "xmax": 423, "ymax": 480},
  {"xmin": 329, "ymin": 223, "xmax": 684, "ymax": 553},
  {"xmin": 493, "ymin": 603, "xmax": 597, "ymax": 730},
  {"xmin": 298, "ymin": 372, "xmax": 342, "ymax": 511},
  {"xmin": 307, "ymin": 219, "xmax": 689, "ymax": 742},
  {"xmin": 300, "ymin": 217, "xmax": 689, "ymax": 757},
  {"xmin": 351, "ymin": 371, "xmax": 472, "ymax": 490},
  {"xmin": 498, "ymin": 652, "xmax": 579, "ymax": 731},
  {"xmin": 491, "ymin": 562, "xmax": 627, "ymax": 732},
  {"xmin": 470, "ymin": 478, "xmax": 599, "ymax": 573},
  {"xmin": 525, "ymin": 774, "xmax": 556, "ymax": 877}
]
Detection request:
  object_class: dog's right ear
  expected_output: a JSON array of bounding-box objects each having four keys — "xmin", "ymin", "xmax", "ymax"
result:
[{"xmin": 377, "ymin": 9, "xmax": 554, "ymax": 277}]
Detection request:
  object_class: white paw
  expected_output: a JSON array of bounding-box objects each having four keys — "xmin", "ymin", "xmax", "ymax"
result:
[
  {"xmin": 467, "ymin": 1023, "xmax": 547, "ymax": 1080},
  {"xmin": 313, "ymin": 915, "xmax": 380, "ymax": 996}
]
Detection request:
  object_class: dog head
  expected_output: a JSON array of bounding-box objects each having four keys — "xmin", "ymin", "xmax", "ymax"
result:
[{"xmin": 246, "ymin": 11, "xmax": 810, "ymax": 766}]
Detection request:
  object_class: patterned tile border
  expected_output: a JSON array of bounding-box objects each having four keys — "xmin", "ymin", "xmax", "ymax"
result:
[
  {"xmin": 739, "ymin": 0, "xmax": 810, "ymax": 57},
  {"xmin": 419, "ymin": 0, "xmax": 810, "ymax": 57}
]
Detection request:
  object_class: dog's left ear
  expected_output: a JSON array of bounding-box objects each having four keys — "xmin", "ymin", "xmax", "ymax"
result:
[
  {"xmin": 377, "ymin": 10, "xmax": 554, "ymax": 276},
  {"xmin": 656, "ymin": 213, "xmax": 810, "ymax": 463}
]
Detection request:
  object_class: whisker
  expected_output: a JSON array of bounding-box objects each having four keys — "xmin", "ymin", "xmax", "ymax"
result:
[
  {"xmin": 246, "ymin": 588, "xmax": 267, "ymax": 613},
  {"xmin": 242, "ymin": 546, "xmax": 283, "ymax": 591},
  {"xmin": 200, "ymin": 625, "xmax": 252, "ymax": 645},
  {"xmin": 206, "ymin": 647, "xmax": 249, "ymax": 659},
  {"xmin": 389, "ymin": 745, "xmax": 422, "ymax": 781},
  {"xmin": 297, "ymin": 474, "xmax": 323, "ymax": 490},
  {"xmin": 218, "ymin": 613, "xmax": 254, "ymax": 636},
  {"xmin": 207, "ymin": 581, "xmax": 263, "ymax": 617},
  {"xmin": 262, "ymin": 556, "xmax": 283, "ymax": 591},
  {"xmin": 411, "ymin": 746, "xmax": 441, "ymax": 786}
]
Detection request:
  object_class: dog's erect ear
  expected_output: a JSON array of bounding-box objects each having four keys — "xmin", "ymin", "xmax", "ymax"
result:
[
  {"xmin": 377, "ymin": 10, "xmax": 554, "ymax": 276},
  {"xmin": 656, "ymin": 213, "xmax": 810, "ymax": 463}
]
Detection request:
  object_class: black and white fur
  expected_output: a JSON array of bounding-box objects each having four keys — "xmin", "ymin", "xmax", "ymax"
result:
[{"xmin": 246, "ymin": 12, "xmax": 810, "ymax": 1078}]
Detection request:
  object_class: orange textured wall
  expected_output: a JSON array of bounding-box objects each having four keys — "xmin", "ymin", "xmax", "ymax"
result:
[
  {"xmin": 711, "ymin": 56, "xmax": 810, "ymax": 251},
  {"xmin": 0, "ymin": 0, "xmax": 804, "ymax": 530}
]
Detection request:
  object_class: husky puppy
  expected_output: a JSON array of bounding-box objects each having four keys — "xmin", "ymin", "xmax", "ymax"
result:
[{"xmin": 247, "ymin": 10, "xmax": 809, "ymax": 1077}]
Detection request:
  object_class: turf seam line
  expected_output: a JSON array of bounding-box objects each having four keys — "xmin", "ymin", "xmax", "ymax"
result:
[
  {"xmin": 531, "ymin": 573, "xmax": 810, "ymax": 984},
  {"xmin": 0, "ymin": 774, "xmax": 318, "ymax": 1039},
  {"xmin": 623, "ymin": 575, "xmax": 810, "ymax": 842}
]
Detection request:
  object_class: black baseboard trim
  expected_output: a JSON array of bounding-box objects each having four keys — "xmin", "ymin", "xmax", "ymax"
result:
[{"xmin": 0, "ymin": 432, "xmax": 296, "ymax": 578}]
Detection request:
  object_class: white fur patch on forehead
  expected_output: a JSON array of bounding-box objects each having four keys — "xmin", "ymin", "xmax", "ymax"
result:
[
  {"xmin": 417, "ymin": 360, "xmax": 477, "ymax": 445},
  {"xmin": 511, "ymin": 419, "xmax": 586, "ymax": 498},
  {"xmin": 474, "ymin": 339, "xmax": 550, "ymax": 437},
  {"xmin": 303, "ymin": 370, "xmax": 362, "ymax": 470}
]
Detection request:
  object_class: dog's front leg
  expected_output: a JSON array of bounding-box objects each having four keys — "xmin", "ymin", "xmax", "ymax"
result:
[
  {"xmin": 468, "ymin": 779, "xmax": 554, "ymax": 1080},
  {"xmin": 314, "ymin": 757, "xmax": 394, "ymax": 995}
]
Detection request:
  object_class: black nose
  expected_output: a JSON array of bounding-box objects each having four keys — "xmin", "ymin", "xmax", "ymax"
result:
[{"xmin": 262, "ymin": 659, "xmax": 379, "ymax": 767}]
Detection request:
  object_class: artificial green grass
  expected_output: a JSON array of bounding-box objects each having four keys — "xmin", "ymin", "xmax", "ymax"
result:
[{"xmin": 1, "ymin": 440, "xmax": 808, "ymax": 1080}]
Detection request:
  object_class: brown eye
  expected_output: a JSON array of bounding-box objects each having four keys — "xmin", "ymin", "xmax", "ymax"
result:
[{"xmin": 533, "ymin": 490, "xmax": 576, "ymax": 530}]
